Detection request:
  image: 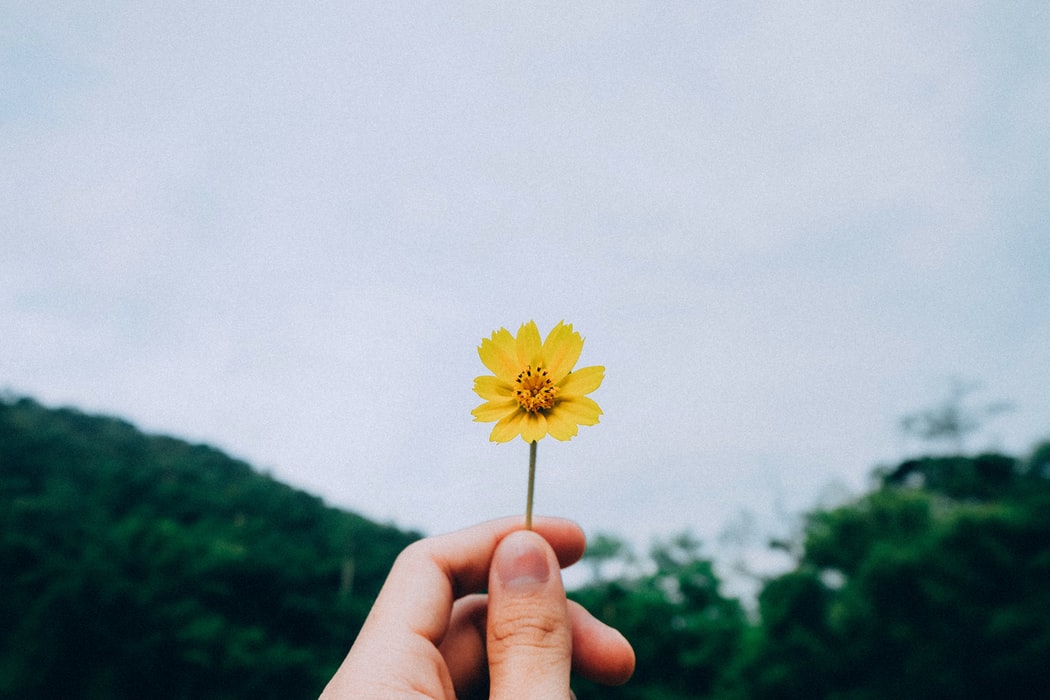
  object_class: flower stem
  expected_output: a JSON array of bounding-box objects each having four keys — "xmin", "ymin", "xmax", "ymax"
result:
[{"xmin": 525, "ymin": 440, "xmax": 537, "ymax": 530}]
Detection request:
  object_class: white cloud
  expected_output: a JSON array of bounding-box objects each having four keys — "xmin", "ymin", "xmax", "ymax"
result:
[{"xmin": 2, "ymin": 2, "xmax": 1048, "ymax": 560}]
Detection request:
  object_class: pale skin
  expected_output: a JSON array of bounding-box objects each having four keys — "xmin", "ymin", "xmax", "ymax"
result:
[{"xmin": 320, "ymin": 517, "xmax": 636, "ymax": 699}]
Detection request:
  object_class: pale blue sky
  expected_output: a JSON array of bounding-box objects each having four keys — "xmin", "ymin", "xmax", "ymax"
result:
[{"xmin": 3, "ymin": 2, "xmax": 1049, "ymax": 575}]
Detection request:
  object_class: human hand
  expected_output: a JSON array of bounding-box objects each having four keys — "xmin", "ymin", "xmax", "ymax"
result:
[{"xmin": 319, "ymin": 517, "xmax": 635, "ymax": 699}]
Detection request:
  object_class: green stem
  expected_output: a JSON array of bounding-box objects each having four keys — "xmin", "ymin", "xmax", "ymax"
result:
[{"xmin": 525, "ymin": 440, "xmax": 537, "ymax": 530}]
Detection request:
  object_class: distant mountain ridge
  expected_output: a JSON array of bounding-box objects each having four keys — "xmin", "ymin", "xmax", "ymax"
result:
[{"xmin": 0, "ymin": 394, "xmax": 419, "ymax": 699}]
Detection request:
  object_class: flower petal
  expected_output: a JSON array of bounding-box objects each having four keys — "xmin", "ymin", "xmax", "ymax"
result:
[
  {"xmin": 490, "ymin": 410, "xmax": 526, "ymax": 443},
  {"xmin": 545, "ymin": 409, "xmax": 581, "ymax": 441},
  {"xmin": 478, "ymin": 328, "xmax": 520, "ymax": 382},
  {"xmin": 473, "ymin": 375, "xmax": 514, "ymax": 401},
  {"xmin": 557, "ymin": 365, "xmax": 604, "ymax": 397},
  {"xmin": 553, "ymin": 395, "xmax": 603, "ymax": 426},
  {"xmin": 542, "ymin": 321, "xmax": 584, "ymax": 382},
  {"xmin": 520, "ymin": 411, "xmax": 548, "ymax": 443},
  {"xmin": 515, "ymin": 320, "xmax": 542, "ymax": 367},
  {"xmin": 471, "ymin": 399, "xmax": 518, "ymax": 422}
]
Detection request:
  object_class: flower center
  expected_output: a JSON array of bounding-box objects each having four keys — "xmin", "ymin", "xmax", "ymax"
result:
[{"xmin": 514, "ymin": 365, "xmax": 559, "ymax": 413}]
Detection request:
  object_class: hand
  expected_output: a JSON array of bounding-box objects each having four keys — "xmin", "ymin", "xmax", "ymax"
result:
[{"xmin": 320, "ymin": 516, "xmax": 635, "ymax": 699}]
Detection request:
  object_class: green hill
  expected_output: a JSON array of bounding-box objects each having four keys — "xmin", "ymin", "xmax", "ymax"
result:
[
  {"xmin": 5, "ymin": 393, "xmax": 1048, "ymax": 700},
  {"xmin": 0, "ymin": 395, "xmax": 419, "ymax": 699}
]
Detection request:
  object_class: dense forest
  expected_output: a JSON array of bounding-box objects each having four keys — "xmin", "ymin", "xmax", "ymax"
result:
[
  {"xmin": 2, "ymin": 394, "xmax": 1048, "ymax": 698},
  {"xmin": 571, "ymin": 446, "xmax": 1050, "ymax": 699},
  {"xmin": 0, "ymin": 395, "xmax": 419, "ymax": 698}
]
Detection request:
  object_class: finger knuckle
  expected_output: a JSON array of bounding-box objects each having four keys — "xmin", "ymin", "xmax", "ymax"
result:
[{"xmin": 490, "ymin": 602, "xmax": 565, "ymax": 650}]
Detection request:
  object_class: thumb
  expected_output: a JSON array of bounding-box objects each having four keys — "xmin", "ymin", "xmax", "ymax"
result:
[{"xmin": 486, "ymin": 530, "xmax": 573, "ymax": 700}]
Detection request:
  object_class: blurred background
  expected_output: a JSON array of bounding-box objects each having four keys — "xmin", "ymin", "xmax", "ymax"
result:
[{"xmin": 3, "ymin": 2, "xmax": 1048, "ymax": 698}]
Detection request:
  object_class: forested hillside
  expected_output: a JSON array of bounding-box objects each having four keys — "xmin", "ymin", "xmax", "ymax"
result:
[
  {"xmin": 3, "ymin": 394, "xmax": 1048, "ymax": 699},
  {"xmin": 570, "ymin": 444, "xmax": 1050, "ymax": 700},
  {"xmin": 0, "ymin": 395, "xmax": 419, "ymax": 698}
]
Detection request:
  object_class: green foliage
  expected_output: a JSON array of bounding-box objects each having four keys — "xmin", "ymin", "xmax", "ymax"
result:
[
  {"xmin": 4, "ymin": 393, "xmax": 1047, "ymax": 700},
  {"xmin": 568, "ymin": 446, "xmax": 1050, "ymax": 700},
  {"xmin": 571, "ymin": 533, "xmax": 746, "ymax": 700},
  {"xmin": 733, "ymin": 449, "xmax": 1050, "ymax": 700},
  {"xmin": 0, "ymin": 395, "xmax": 418, "ymax": 699}
]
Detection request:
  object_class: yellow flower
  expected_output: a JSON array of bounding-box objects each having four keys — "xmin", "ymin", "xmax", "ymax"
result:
[{"xmin": 471, "ymin": 320, "xmax": 604, "ymax": 443}]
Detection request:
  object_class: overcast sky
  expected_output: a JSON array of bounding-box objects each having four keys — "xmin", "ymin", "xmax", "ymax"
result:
[{"xmin": 4, "ymin": 2, "xmax": 1049, "ymax": 571}]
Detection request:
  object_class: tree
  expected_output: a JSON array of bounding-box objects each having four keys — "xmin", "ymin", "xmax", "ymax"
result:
[
  {"xmin": 737, "ymin": 447, "xmax": 1050, "ymax": 700},
  {"xmin": 0, "ymin": 395, "xmax": 419, "ymax": 699},
  {"xmin": 899, "ymin": 378, "xmax": 1012, "ymax": 455},
  {"xmin": 571, "ymin": 532, "xmax": 746, "ymax": 700}
]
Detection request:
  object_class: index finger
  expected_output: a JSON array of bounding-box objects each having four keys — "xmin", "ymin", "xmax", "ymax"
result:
[{"xmin": 361, "ymin": 516, "xmax": 585, "ymax": 645}]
